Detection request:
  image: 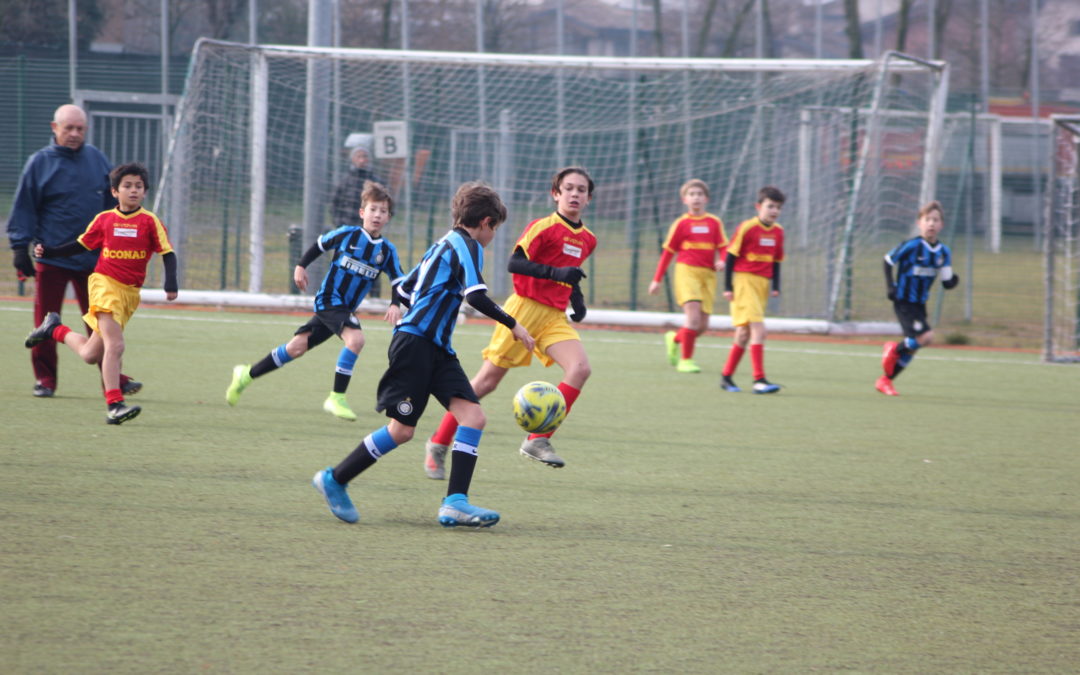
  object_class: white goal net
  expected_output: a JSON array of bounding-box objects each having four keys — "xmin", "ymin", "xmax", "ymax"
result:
[
  {"xmin": 155, "ymin": 41, "xmax": 947, "ymax": 321},
  {"xmin": 1044, "ymin": 115, "xmax": 1080, "ymax": 363}
]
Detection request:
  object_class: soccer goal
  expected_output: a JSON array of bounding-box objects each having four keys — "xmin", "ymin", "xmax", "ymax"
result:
[
  {"xmin": 155, "ymin": 40, "xmax": 947, "ymax": 321},
  {"xmin": 1044, "ymin": 115, "xmax": 1080, "ymax": 363}
]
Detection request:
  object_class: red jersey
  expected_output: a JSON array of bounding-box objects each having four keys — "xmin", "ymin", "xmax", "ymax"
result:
[
  {"xmin": 78, "ymin": 207, "xmax": 174, "ymax": 288},
  {"xmin": 661, "ymin": 212, "xmax": 727, "ymax": 268},
  {"xmin": 727, "ymin": 217, "xmax": 784, "ymax": 278},
  {"xmin": 512, "ymin": 212, "xmax": 597, "ymax": 311}
]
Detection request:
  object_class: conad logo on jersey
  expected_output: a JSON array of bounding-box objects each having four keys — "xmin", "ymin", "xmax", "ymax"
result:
[{"xmin": 102, "ymin": 248, "xmax": 147, "ymax": 259}]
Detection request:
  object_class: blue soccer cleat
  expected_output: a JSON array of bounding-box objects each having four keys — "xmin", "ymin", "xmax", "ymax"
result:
[
  {"xmin": 312, "ymin": 467, "xmax": 359, "ymax": 523},
  {"xmin": 720, "ymin": 375, "xmax": 741, "ymax": 393},
  {"xmin": 752, "ymin": 378, "xmax": 781, "ymax": 394},
  {"xmin": 438, "ymin": 494, "xmax": 500, "ymax": 528}
]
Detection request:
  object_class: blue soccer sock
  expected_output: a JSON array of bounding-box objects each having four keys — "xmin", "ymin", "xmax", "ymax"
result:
[
  {"xmin": 250, "ymin": 344, "xmax": 294, "ymax": 378},
  {"xmin": 898, "ymin": 336, "xmax": 921, "ymax": 355},
  {"xmin": 447, "ymin": 425, "xmax": 482, "ymax": 498},
  {"xmin": 333, "ymin": 347, "xmax": 359, "ymax": 394},
  {"xmin": 333, "ymin": 425, "xmax": 399, "ymax": 484}
]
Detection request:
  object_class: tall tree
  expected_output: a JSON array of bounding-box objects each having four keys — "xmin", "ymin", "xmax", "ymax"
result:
[
  {"xmin": 895, "ymin": 0, "xmax": 914, "ymax": 53},
  {"xmin": 0, "ymin": 0, "xmax": 104, "ymax": 50}
]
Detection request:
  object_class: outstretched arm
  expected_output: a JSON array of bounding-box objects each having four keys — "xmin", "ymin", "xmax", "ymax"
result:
[
  {"xmin": 465, "ymin": 289, "xmax": 535, "ymax": 352},
  {"xmin": 35, "ymin": 240, "xmax": 89, "ymax": 259},
  {"xmin": 507, "ymin": 247, "xmax": 586, "ymax": 285}
]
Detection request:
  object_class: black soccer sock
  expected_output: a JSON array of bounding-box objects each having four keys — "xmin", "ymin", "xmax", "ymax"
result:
[
  {"xmin": 446, "ymin": 450, "xmax": 478, "ymax": 498},
  {"xmin": 890, "ymin": 364, "xmax": 905, "ymax": 380},
  {"xmin": 333, "ymin": 372, "xmax": 351, "ymax": 395},
  {"xmin": 333, "ymin": 444, "xmax": 377, "ymax": 485},
  {"xmin": 250, "ymin": 344, "xmax": 293, "ymax": 378},
  {"xmin": 333, "ymin": 427, "xmax": 398, "ymax": 484}
]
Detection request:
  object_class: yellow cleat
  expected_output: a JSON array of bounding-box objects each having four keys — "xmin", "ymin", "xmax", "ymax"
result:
[
  {"xmin": 675, "ymin": 358, "xmax": 701, "ymax": 373},
  {"xmin": 225, "ymin": 365, "xmax": 252, "ymax": 406},
  {"xmin": 323, "ymin": 392, "xmax": 357, "ymax": 421},
  {"xmin": 664, "ymin": 330, "xmax": 678, "ymax": 366}
]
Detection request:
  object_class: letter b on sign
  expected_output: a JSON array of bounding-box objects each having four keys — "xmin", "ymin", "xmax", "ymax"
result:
[{"xmin": 373, "ymin": 121, "xmax": 407, "ymax": 159}]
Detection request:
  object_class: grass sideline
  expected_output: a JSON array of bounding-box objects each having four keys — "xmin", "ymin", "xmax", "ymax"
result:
[{"xmin": 2, "ymin": 300, "xmax": 1078, "ymax": 673}]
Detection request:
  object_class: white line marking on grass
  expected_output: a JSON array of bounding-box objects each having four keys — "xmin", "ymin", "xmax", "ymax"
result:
[{"xmin": 0, "ymin": 305, "xmax": 1049, "ymax": 366}]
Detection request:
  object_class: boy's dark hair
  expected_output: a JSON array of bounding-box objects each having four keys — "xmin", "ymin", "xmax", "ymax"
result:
[
  {"xmin": 361, "ymin": 180, "xmax": 394, "ymax": 216},
  {"xmin": 551, "ymin": 166, "xmax": 595, "ymax": 197},
  {"xmin": 452, "ymin": 181, "xmax": 507, "ymax": 229},
  {"xmin": 110, "ymin": 162, "xmax": 150, "ymax": 191},
  {"xmin": 757, "ymin": 185, "xmax": 785, "ymax": 205}
]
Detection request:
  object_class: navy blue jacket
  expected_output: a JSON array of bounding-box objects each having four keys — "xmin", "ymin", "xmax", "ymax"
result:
[{"xmin": 7, "ymin": 141, "xmax": 115, "ymax": 272}]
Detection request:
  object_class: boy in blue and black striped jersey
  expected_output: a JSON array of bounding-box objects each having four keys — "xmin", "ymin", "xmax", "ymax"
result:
[
  {"xmin": 225, "ymin": 181, "xmax": 405, "ymax": 420},
  {"xmin": 312, "ymin": 182, "xmax": 535, "ymax": 528},
  {"xmin": 877, "ymin": 200, "xmax": 960, "ymax": 396}
]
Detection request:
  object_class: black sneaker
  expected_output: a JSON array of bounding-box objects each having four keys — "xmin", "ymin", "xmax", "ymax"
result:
[
  {"xmin": 752, "ymin": 378, "xmax": 781, "ymax": 394},
  {"xmin": 121, "ymin": 380, "xmax": 143, "ymax": 396},
  {"xmin": 106, "ymin": 402, "xmax": 142, "ymax": 425},
  {"xmin": 720, "ymin": 375, "xmax": 741, "ymax": 393},
  {"xmin": 25, "ymin": 312, "xmax": 62, "ymax": 348},
  {"xmin": 32, "ymin": 383, "xmax": 54, "ymax": 398}
]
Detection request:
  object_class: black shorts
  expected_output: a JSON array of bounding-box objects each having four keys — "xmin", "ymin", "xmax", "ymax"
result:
[
  {"xmin": 892, "ymin": 300, "xmax": 930, "ymax": 338},
  {"xmin": 294, "ymin": 308, "xmax": 361, "ymax": 348},
  {"xmin": 375, "ymin": 331, "xmax": 478, "ymax": 427}
]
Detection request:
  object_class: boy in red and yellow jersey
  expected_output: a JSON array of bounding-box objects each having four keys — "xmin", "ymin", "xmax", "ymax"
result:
[
  {"xmin": 25, "ymin": 163, "xmax": 177, "ymax": 424},
  {"xmin": 720, "ymin": 186, "xmax": 785, "ymax": 394},
  {"xmin": 423, "ymin": 167, "xmax": 597, "ymax": 474},
  {"xmin": 648, "ymin": 178, "xmax": 727, "ymax": 373}
]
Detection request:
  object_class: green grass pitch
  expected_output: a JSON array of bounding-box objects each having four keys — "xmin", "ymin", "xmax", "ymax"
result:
[{"xmin": 1, "ymin": 300, "xmax": 1078, "ymax": 673}]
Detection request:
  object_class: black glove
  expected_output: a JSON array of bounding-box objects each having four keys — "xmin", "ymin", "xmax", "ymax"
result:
[
  {"xmin": 942, "ymin": 274, "xmax": 959, "ymax": 290},
  {"xmin": 549, "ymin": 266, "xmax": 586, "ymax": 285},
  {"xmin": 13, "ymin": 247, "xmax": 35, "ymax": 278},
  {"xmin": 886, "ymin": 284, "xmax": 897, "ymax": 302},
  {"xmin": 569, "ymin": 286, "xmax": 587, "ymax": 323}
]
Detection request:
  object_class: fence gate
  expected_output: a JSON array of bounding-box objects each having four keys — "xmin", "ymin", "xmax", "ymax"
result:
[{"xmin": 75, "ymin": 89, "xmax": 180, "ymax": 189}]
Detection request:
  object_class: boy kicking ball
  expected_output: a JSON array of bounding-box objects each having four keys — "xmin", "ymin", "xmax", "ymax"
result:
[{"xmin": 312, "ymin": 182, "xmax": 534, "ymax": 528}]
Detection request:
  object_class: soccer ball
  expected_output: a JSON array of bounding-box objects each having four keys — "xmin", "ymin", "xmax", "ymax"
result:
[{"xmin": 512, "ymin": 381, "xmax": 567, "ymax": 434}]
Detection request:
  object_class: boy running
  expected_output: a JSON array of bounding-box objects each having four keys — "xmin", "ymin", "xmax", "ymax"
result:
[
  {"xmin": 877, "ymin": 200, "xmax": 959, "ymax": 396},
  {"xmin": 422, "ymin": 167, "xmax": 596, "ymax": 476},
  {"xmin": 312, "ymin": 182, "xmax": 534, "ymax": 527},
  {"xmin": 720, "ymin": 186, "xmax": 785, "ymax": 394},
  {"xmin": 648, "ymin": 178, "xmax": 727, "ymax": 373},
  {"xmin": 23, "ymin": 162, "xmax": 177, "ymax": 424},
  {"xmin": 225, "ymin": 181, "xmax": 404, "ymax": 420}
]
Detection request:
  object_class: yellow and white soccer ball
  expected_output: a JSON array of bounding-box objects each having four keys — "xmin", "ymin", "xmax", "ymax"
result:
[{"xmin": 512, "ymin": 381, "xmax": 567, "ymax": 434}]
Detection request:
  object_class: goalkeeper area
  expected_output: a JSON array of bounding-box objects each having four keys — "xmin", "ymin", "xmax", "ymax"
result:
[{"xmin": 155, "ymin": 41, "xmax": 946, "ymax": 325}]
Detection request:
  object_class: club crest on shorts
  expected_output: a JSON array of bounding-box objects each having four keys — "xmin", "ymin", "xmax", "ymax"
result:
[{"xmin": 396, "ymin": 398, "xmax": 414, "ymax": 416}]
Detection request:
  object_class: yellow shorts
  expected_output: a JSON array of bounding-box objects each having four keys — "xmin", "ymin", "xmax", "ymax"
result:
[
  {"xmin": 729, "ymin": 272, "xmax": 770, "ymax": 326},
  {"xmin": 673, "ymin": 262, "xmax": 717, "ymax": 314},
  {"xmin": 84, "ymin": 272, "xmax": 140, "ymax": 331},
  {"xmin": 482, "ymin": 294, "xmax": 580, "ymax": 369}
]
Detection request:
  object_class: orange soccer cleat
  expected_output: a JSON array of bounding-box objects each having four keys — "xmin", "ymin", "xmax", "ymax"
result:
[{"xmin": 875, "ymin": 375, "xmax": 899, "ymax": 396}]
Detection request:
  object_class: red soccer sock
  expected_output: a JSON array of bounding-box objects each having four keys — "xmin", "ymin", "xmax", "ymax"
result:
[
  {"xmin": 750, "ymin": 344, "xmax": 765, "ymax": 381},
  {"xmin": 677, "ymin": 328, "xmax": 697, "ymax": 360},
  {"xmin": 430, "ymin": 411, "xmax": 460, "ymax": 446},
  {"xmin": 53, "ymin": 324, "xmax": 72, "ymax": 343},
  {"xmin": 104, "ymin": 389, "xmax": 124, "ymax": 405},
  {"xmin": 722, "ymin": 344, "xmax": 745, "ymax": 377},
  {"xmin": 529, "ymin": 381, "xmax": 581, "ymax": 440}
]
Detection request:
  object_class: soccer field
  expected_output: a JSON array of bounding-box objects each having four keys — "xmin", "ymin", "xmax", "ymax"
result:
[{"xmin": 2, "ymin": 300, "xmax": 1078, "ymax": 673}]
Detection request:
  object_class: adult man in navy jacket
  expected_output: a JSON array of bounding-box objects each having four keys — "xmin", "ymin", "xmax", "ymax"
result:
[{"xmin": 8, "ymin": 104, "xmax": 137, "ymax": 397}]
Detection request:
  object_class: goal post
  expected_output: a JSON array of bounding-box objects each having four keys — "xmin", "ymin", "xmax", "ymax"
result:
[
  {"xmin": 155, "ymin": 40, "xmax": 946, "ymax": 321},
  {"xmin": 1044, "ymin": 115, "xmax": 1080, "ymax": 363}
]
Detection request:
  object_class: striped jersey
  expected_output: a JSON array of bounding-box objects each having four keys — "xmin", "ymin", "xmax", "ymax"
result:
[
  {"xmin": 512, "ymin": 212, "xmax": 597, "ymax": 311},
  {"xmin": 885, "ymin": 236, "xmax": 954, "ymax": 304},
  {"xmin": 661, "ymin": 212, "xmax": 727, "ymax": 268},
  {"xmin": 395, "ymin": 227, "xmax": 486, "ymax": 355},
  {"xmin": 727, "ymin": 217, "xmax": 784, "ymax": 278},
  {"xmin": 314, "ymin": 225, "xmax": 404, "ymax": 312},
  {"xmin": 77, "ymin": 207, "xmax": 173, "ymax": 288}
]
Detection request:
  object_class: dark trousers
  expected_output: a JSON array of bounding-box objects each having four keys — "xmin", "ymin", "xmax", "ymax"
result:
[{"xmin": 31, "ymin": 261, "xmax": 131, "ymax": 392}]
